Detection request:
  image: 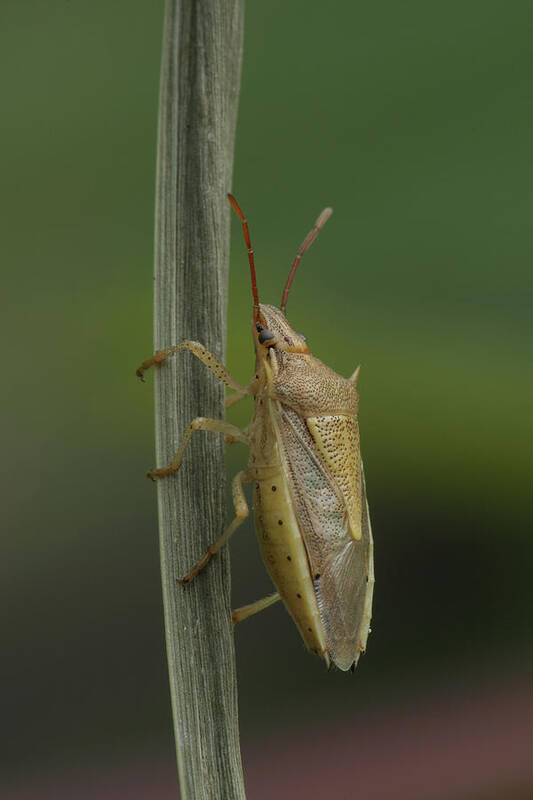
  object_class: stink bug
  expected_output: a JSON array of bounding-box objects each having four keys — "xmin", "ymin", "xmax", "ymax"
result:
[{"xmin": 137, "ymin": 195, "xmax": 374, "ymax": 671}]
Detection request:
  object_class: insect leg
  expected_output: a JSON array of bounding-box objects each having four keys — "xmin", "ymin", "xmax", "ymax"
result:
[
  {"xmin": 231, "ymin": 592, "xmax": 281, "ymax": 626},
  {"xmin": 147, "ymin": 418, "xmax": 249, "ymax": 480},
  {"xmin": 136, "ymin": 340, "xmax": 249, "ymax": 396},
  {"xmin": 225, "ymin": 390, "xmax": 250, "ymax": 409},
  {"xmin": 180, "ymin": 470, "xmax": 251, "ymax": 585}
]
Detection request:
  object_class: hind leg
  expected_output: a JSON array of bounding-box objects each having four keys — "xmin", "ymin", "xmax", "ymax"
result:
[{"xmin": 179, "ymin": 470, "xmax": 251, "ymax": 585}]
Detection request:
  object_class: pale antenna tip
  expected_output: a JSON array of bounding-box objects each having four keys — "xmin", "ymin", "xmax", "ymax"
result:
[{"xmin": 317, "ymin": 207, "xmax": 333, "ymax": 227}]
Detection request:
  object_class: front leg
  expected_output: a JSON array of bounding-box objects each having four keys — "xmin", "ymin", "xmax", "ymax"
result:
[
  {"xmin": 148, "ymin": 417, "xmax": 249, "ymax": 480},
  {"xmin": 136, "ymin": 339, "xmax": 249, "ymax": 397}
]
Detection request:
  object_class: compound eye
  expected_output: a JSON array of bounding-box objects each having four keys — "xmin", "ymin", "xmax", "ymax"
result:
[{"xmin": 258, "ymin": 328, "xmax": 276, "ymax": 345}]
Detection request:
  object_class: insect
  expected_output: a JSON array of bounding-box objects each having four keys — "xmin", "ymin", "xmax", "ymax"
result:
[{"xmin": 137, "ymin": 194, "xmax": 374, "ymax": 671}]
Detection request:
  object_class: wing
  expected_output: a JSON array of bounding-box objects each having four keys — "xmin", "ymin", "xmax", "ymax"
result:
[
  {"xmin": 306, "ymin": 414, "xmax": 362, "ymax": 541},
  {"xmin": 316, "ymin": 467, "xmax": 373, "ymax": 670},
  {"xmin": 276, "ymin": 405, "xmax": 374, "ymax": 671}
]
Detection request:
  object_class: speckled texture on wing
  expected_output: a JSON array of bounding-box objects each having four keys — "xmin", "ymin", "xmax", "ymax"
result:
[
  {"xmin": 307, "ymin": 415, "xmax": 362, "ymax": 541},
  {"xmin": 276, "ymin": 406, "xmax": 373, "ymax": 670}
]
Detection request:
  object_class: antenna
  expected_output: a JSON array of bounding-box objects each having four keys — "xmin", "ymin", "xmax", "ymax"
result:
[
  {"xmin": 280, "ymin": 206, "xmax": 333, "ymax": 315},
  {"xmin": 228, "ymin": 193, "xmax": 260, "ymax": 321}
]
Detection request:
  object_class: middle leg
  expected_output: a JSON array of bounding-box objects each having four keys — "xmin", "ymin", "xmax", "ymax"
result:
[{"xmin": 148, "ymin": 417, "xmax": 249, "ymax": 480}]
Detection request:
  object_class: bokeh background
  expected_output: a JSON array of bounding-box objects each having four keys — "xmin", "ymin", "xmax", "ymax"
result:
[{"xmin": 2, "ymin": 1, "xmax": 532, "ymax": 798}]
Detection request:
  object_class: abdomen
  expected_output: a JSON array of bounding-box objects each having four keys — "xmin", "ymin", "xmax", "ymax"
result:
[{"xmin": 253, "ymin": 472, "xmax": 328, "ymax": 663}]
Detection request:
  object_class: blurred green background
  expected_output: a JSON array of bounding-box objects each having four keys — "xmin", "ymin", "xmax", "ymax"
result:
[{"xmin": 2, "ymin": 1, "xmax": 532, "ymax": 797}]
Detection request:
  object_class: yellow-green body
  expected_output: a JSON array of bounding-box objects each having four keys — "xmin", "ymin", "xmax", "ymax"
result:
[
  {"xmin": 250, "ymin": 395, "xmax": 328, "ymax": 660},
  {"xmin": 139, "ymin": 198, "xmax": 374, "ymax": 672},
  {"xmin": 246, "ymin": 304, "xmax": 374, "ymax": 671}
]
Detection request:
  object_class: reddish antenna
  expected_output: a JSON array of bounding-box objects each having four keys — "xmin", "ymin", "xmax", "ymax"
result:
[
  {"xmin": 280, "ymin": 206, "xmax": 333, "ymax": 315},
  {"xmin": 228, "ymin": 193, "xmax": 260, "ymax": 322}
]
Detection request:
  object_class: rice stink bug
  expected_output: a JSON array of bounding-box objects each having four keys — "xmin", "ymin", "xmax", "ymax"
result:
[{"xmin": 137, "ymin": 195, "xmax": 374, "ymax": 671}]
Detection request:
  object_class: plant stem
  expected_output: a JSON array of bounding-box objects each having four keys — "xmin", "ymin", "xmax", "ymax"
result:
[{"xmin": 152, "ymin": 1, "xmax": 245, "ymax": 797}]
